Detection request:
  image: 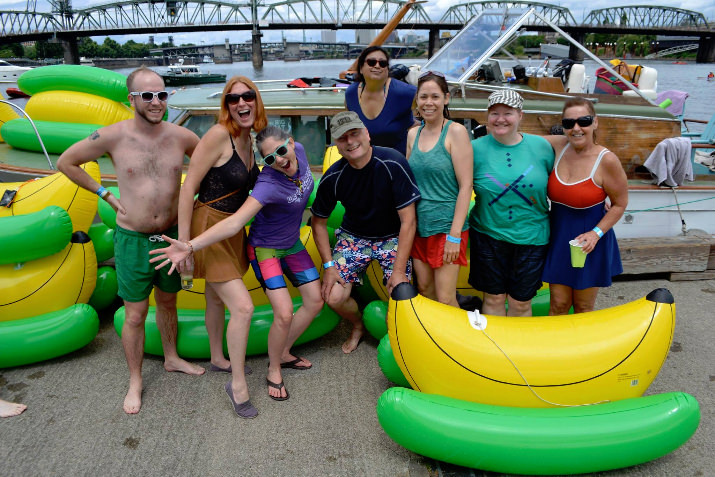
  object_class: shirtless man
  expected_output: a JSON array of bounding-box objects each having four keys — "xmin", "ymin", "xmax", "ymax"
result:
[{"xmin": 58, "ymin": 67, "xmax": 205, "ymax": 414}]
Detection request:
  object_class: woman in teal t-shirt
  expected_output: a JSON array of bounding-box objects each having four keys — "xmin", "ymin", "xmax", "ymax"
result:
[
  {"xmin": 406, "ymin": 71, "xmax": 473, "ymax": 307},
  {"xmin": 468, "ymin": 90, "xmax": 554, "ymax": 316}
]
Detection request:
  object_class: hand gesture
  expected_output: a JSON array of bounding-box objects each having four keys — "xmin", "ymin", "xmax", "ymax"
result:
[
  {"xmin": 148, "ymin": 235, "xmax": 191, "ymax": 275},
  {"xmin": 321, "ymin": 266, "xmax": 345, "ymax": 302},
  {"xmin": 443, "ymin": 240, "xmax": 460, "ymax": 265}
]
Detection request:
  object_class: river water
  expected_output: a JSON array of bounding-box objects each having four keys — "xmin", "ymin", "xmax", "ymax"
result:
[{"xmin": 113, "ymin": 57, "xmax": 714, "ymax": 127}]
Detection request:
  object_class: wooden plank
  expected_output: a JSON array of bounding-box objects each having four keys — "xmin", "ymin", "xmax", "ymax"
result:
[
  {"xmin": 709, "ymin": 245, "xmax": 715, "ymax": 270},
  {"xmin": 669, "ymin": 270, "xmax": 715, "ymax": 281},
  {"xmin": 618, "ymin": 236, "xmax": 710, "ymax": 274}
]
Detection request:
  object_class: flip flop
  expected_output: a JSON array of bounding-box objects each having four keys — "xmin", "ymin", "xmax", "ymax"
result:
[
  {"xmin": 210, "ymin": 363, "xmax": 253, "ymax": 375},
  {"xmin": 266, "ymin": 378, "xmax": 290, "ymax": 401},
  {"xmin": 224, "ymin": 381, "xmax": 258, "ymax": 419},
  {"xmin": 280, "ymin": 357, "xmax": 312, "ymax": 370}
]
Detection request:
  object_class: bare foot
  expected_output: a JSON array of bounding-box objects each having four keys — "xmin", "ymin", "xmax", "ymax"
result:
[
  {"xmin": 342, "ymin": 325, "xmax": 364, "ymax": 354},
  {"xmin": 0, "ymin": 399, "xmax": 27, "ymax": 418},
  {"xmin": 123, "ymin": 383, "xmax": 142, "ymax": 414},
  {"xmin": 266, "ymin": 367, "xmax": 288, "ymax": 399},
  {"xmin": 164, "ymin": 356, "xmax": 206, "ymax": 375}
]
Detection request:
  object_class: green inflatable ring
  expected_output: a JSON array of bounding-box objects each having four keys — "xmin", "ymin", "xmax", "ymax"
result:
[
  {"xmin": 0, "ymin": 205, "xmax": 72, "ymax": 265},
  {"xmin": 114, "ymin": 298, "xmax": 340, "ymax": 358},
  {"xmin": 1, "ymin": 119, "xmax": 101, "ymax": 154},
  {"xmin": 18, "ymin": 64, "xmax": 129, "ymax": 103},
  {"xmin": 377, "ymin": 388, "xmax": 700, "ymax": 475},
  {"xmin": 88, "ymin": 266, "xmax": 118, "ymax": 311},
  {"xmin": 88, "ymin": 222, "xmax": 115, "ymax": 262},
  {"xmin": 0, "ymin": 304, "xmax": 99, "ymax": 367},
  {"xmin": 377, "ymin": 334, "xmax": 411, "ymax": 388}
]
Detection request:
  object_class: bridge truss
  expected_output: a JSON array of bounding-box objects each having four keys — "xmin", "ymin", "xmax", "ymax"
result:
[
  {"xmin": 439, "ymin": 1, "xmax": 576, "ymax": 25},
  {"xmin": 583, "ymin": 6, "xmax": 709, "ymax": 30}
]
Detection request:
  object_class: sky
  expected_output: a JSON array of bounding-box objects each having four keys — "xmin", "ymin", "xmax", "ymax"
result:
[{"xmin": 1, "ymin": 0, "xmax": 713, "ymax": 46}]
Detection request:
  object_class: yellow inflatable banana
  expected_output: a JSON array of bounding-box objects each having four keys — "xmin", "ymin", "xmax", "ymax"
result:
[
  {"xmin": 0, "ymin": 232, "xmax": 97, "ymax": 321},
  {"xmin": 150, "ymin": 224, "xmax": 323, "ymax": 309},
  {"xmin": 0, "ymin": 162, "xmax": 99, "ymax": 233},
  {"xmin": 387, "ymin": 283, "xmax": 675, "ymax": 408},
  {"xmin": 25, "ymin": 90, "xmax": 133, "ymax": 126}
]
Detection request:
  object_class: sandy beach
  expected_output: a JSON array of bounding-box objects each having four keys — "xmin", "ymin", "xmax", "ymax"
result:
[{"xmin": 1, "ymin": 276, "xmax": 713, "ymax": 477}]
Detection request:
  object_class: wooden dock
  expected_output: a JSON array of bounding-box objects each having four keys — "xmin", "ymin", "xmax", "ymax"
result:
[{"xmin": 619, "ymin": 233, "xmax": 715, "ymax": 280}]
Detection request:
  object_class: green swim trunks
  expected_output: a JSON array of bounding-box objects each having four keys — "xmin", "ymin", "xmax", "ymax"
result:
[{"xmin": 114, "ymin": 224, "xmax": 181, "ymax": 303}]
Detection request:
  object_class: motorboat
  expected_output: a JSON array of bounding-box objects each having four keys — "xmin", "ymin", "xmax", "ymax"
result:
[
  {"xmin": 161, "ymin": 59, "xmax": 226, "ymax": 86},
  {"xmin": 0, "ymin": 60, "xmax": 32, "ymax": 82}
]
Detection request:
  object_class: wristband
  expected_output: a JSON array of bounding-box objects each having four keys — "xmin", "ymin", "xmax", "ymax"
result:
[
  {"xmin": 323, "ymin": 261, "xmax": 335, "ymax": 270},
  {"xmin": 446, "ymin": 234, "xmax": 461, "ymax": 244},
  {"xmin": 96, "ymin": 186, "xmax": 109, "ymax": 199},
  {"xmin": 592, "ymin": 226, "xmax": 604, "ymax": 238}
]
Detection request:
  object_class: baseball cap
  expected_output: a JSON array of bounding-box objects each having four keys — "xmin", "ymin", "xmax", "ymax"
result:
[
  {"xmin": 330, "ymin": 111, "xmax": 365, "ymax": 141},
  {"xmin": 487, "ymin": 90, "xmax": 524, "ymax": 110}
]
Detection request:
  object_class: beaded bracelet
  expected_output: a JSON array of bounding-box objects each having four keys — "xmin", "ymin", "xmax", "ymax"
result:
[
  {"xmin": 592, "ymin": 226, "xmax": 604, "ymax": 238},
  {"xmin": 185, "ymin": 241, "xmax": 194, "ymax": 255},
  {"xmin": 446, "ymin": 234, "xmax": 461, "ymax": 244}
]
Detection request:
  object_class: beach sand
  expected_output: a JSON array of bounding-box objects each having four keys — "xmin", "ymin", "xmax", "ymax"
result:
[{"xmin": 1, "ymin": 276, "xmax": 713, "ymax": 477}]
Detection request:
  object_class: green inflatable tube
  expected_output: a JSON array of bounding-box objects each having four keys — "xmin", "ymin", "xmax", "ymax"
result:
[
  {"xmin": 88, "ymin": 266, "xmax": 118, "ymax": 311},
  {"xmin": 97, "ymin": 186, "xmax": 120, "ymax": 229},
  {"xmin": 377, "ymin": 388, "xmax": 700, "ymax": 475},
  {"xmin": 0, "ymin": 304, "xmax": 99, "ymax": 368},
  {"xmin": 0, "ymin": 205, "xmax": 72, "ymax": 265},
  {"xmin": 17, "ymin": 64, "xmax": 129, "ymax": 103},
  {"xmin": 114, "ymin": 298, "xmax": 340, "ymax": 358},
  {"xmin": 377, "ymin": 334, "xmax": 411, "ymax": 388},
  {"xmin": 88, "ymin": 222, "xmax": 115, "ymax": 262},
  {"xmin": 1, "ymin": 119, "xmax": 101, "ymax": 154}
]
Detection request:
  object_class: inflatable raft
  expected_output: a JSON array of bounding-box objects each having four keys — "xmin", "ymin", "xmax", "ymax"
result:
[
  {"xmin": 114, "ymin": 298, "xmax": 340, "ymax": 358},
  {"xmin": 377, "ymin": 387, "xmax": 700, "ymax": 475},
  {"xmin": 387, "ymin": 283, "xmax": 675, "ymax": 407}
]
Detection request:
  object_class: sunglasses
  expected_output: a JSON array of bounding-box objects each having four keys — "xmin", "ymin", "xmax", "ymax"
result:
[
  {"xmin": 225, "ymin": 90, "xmax": 257, "ymax": 105},
  {"xmin": 561, "ymin": 115, "xmax": 594, "ymax": 129},
  {"xmin": 130, "ymin": 91, "xmax": 169, "ymax": 102},
  {"xmin": 365, "ymin": 58, "xmax": 389, "ymax": 68},
  {"xmin": 419, "ymin": 70, "xmax": 446, "ymax": 79},
  {"xmin": 262, "ymin": 138, "xmax": 290, "ymax": 166}
]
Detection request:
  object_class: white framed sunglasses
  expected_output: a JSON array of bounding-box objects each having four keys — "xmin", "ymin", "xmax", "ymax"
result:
[{"xmin": 130, "ymin": 91, "xmax": 169, "ymax": 102}]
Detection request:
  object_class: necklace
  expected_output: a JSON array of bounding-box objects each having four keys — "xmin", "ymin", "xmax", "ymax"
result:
[{"xmin": 285, "ymin": 174, "xmax": 303, "ymax": 195}]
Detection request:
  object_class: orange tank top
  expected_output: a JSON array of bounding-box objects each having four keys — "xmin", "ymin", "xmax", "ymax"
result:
[{"xmin": 547, "ymin": 145, "xmax": 608, "ymax": 209}]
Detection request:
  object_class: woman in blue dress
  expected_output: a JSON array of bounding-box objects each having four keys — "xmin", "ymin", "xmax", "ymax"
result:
[{"xmin": 542, "ymin": 97, "xmax": 628, "ymax": 314}]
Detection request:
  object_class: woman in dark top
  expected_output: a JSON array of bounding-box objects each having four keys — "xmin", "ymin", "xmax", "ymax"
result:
[
  {"xmin": 344, "ymin": 46, "xmax": 417, "ymax": 155},
  {"xmin": 177, "ymin": 76, "xmax": 266, "ymax": 418}
]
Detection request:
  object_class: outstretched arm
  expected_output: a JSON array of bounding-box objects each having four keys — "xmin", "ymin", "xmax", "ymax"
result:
[{"xmin": 150, "ymin": 196, "xmax": 263, "ymax": 273}]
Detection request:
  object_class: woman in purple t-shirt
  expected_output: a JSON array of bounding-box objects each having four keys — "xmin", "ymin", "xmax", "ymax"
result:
[{"xmin": 151, "ymin": 126, "xmax": 323, "ymax": 403}]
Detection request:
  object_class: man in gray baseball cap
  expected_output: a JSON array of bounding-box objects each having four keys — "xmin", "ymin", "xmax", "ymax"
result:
[{"xmin": 311, "ymin": 110, "xmax": 421, "ymax": 353}]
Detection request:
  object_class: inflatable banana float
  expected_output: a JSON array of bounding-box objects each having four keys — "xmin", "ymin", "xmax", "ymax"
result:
[
  {"xmin": 0, "ymin": 232, "xmax": 97, "ymax": 322},
  {"xmin": 114, "ymin": 298, "xmax": 340, "ymax": 358},
  {"xmin": 1, "ymin": 119, "xmax": 102, "ymax": 154},
  {"xmin": 0, "ymin": 161, "xmax": 100, "ymax": 233},
  {"xmin": 388, "ymin": 283, "xmax": 675, "ymax": 407},
  {"xmin": 0, "ymin": 206, "xmax": 72, "ymax": 265},
  {"xmin": 377, "ymin": 387, "xmax": 700, "ymax": 475},
  {"xmin": 0, "ymin": 304, "xmax": 99, "ymax": 368},
  {"xmin": 17, "ymin": 64, "xmax": 129, "ymax": 103},
  {"xmin": 363, "ymin": 286, "xmax": 552, "ymax": 341},
  {"xmin": 25, "ymin": 91, "xmax": 133, "ymax": 126}
]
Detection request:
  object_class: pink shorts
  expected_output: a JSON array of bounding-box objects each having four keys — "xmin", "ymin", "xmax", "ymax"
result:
[{"xmin": 411, "ymin": 230, "xmax": 468, "ymax": 269}]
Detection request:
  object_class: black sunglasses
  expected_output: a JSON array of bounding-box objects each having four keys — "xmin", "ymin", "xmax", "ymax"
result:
[
  {"xmin": 365, "ymin": 58, "xmax": 389, "ymax": 68},
  {"xmin": 225, "ymin": 90, "xmax": 257, "ymax": 105},
  {"xmin": 262, "ymin": 138, "xmax": 290, "ymax": 166},
  {"xmin": 130, "ymin": 91, "xmax": 169, "ymax": 102},
  {"xmin": 561, "ymin": 115, "xmax": 594, "ymax": 129},
  {"xmin": 418, "ymin": 70, "xmax": 446, "ymax": 79}
]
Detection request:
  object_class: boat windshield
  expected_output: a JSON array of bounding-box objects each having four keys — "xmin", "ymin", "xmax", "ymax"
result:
[{"xmin": 422, "ymin": 8, "xmax": 527, "ymax": 83}]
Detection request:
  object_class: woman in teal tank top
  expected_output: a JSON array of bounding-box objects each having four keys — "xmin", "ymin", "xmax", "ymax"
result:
[{"xmin": 406, "ymin": 71, "xmax": 473, "ymax": 307}]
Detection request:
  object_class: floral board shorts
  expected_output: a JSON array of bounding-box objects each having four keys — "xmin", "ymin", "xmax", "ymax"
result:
[{"xmin": 332, "ymin": 229, "xmax": 412, "ymax": 284}]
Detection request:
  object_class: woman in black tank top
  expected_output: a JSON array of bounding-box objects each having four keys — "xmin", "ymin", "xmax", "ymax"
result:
[{"xmin": 177, "ymin": 76, "xmax": 267, "ymax": 418}]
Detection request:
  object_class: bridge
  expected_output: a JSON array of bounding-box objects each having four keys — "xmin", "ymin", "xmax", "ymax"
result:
[{"xmin": 1, "ymin": 1, "xmax": 714, "ymax": 63}]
